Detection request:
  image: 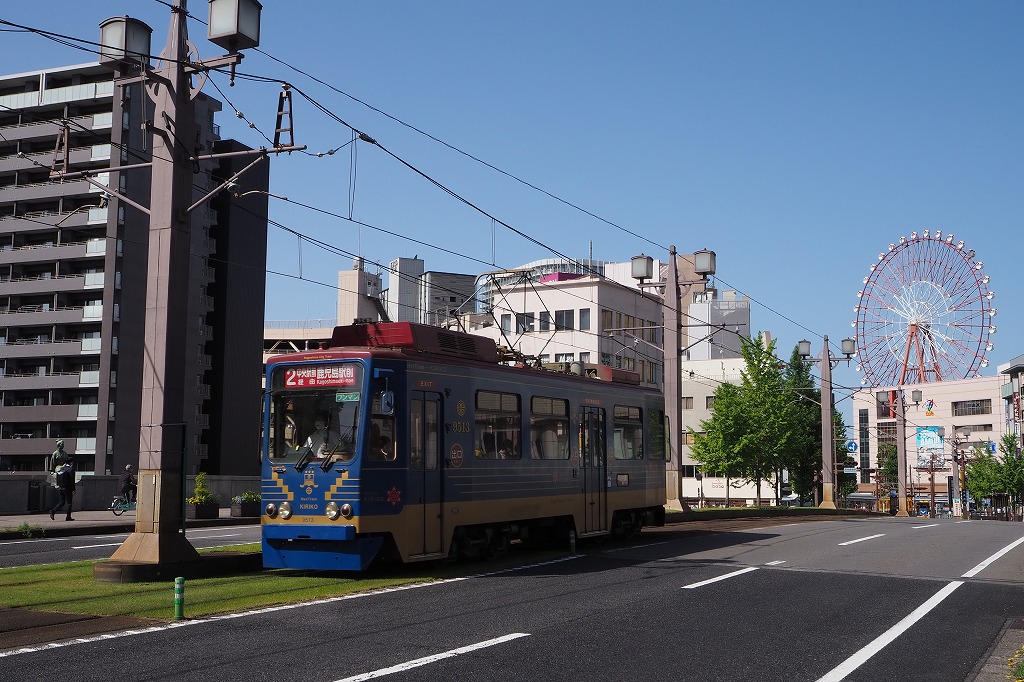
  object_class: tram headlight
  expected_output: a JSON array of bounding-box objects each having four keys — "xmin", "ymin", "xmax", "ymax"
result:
[
  {"xmin": 279, "ymin": 501, "xmax": 293, "ymax": 520},
  {"xmin": 326, "ymin": 501, "xmax": 341, "ymax": 520},
  {"xmin": 340, "ymin": 503, "xmax": 354, "ymax": 519},
  {"xmin": 264, "ymin": 502, "xmax": 277, "ymax": 518}
]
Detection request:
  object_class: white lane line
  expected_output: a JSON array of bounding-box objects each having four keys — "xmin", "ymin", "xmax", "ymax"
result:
[
  {"xmin": 838, "ymin": 534, "xmax": 885, "ymax": 546},
  {"xmin": 682, "ymin": 566, "xmax": 759, "ymax": 589},
  {"xmin": 911, "ymin": 524, "xmax": 939, "ymax": 529},
  {"xmin": 186, "ymin": 533, "xmax": 241, "ymax": 539},
  {"xmin": 962, "ymin": 535, "xmax": 1024, "ymax": 578},
  {"xmin": 602, "ymin": 541, "xmax": 669, "ymax": 554},
  {"xmin": 72, "ymin": 543, "xmax": 124, "ymax": 549},
  {"xmin": 0, "ymin": 555, "xmax": 578, "ymax": 658},
  {"xmin": 332, "ymin": 633, "xmax": 530, "ymax": 682},
  {"xmin": 764, "ymin": 560, "xmax": 786, "ymax": 566},
  {"xmin": 816, "ymin": 581, "xmax": 963, "ymax": 682}
]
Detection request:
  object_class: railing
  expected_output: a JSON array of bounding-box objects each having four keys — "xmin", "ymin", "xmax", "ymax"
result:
[{"xmin": 265, "ymin": 319, "xmax": 338, "ymax": 329}]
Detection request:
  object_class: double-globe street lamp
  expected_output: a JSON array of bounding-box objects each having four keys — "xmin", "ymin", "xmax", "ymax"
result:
[{"xmin": 798, "ymin": 336, "xmax": 856, "ymax": 509}]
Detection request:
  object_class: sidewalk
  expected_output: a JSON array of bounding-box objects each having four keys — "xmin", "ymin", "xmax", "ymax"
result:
[{"xmin": 0, "ymin": 507, "xmax": 258, "ymax": 540}]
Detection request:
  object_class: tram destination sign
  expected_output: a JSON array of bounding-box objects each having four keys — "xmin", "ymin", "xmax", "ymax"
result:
[{"xmin": 284, "ymin": 364, "xmax": 359, "ymax": 388}]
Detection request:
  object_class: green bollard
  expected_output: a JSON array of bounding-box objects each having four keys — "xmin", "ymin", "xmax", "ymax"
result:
[{"xmin": 173, "ymin": 577, "xmax": 185, "ymax": 620}]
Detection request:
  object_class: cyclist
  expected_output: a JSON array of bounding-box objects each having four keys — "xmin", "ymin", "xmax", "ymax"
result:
[{"xmin": 118, "ymin": 464, "xmax": 137, "ymax": 503}]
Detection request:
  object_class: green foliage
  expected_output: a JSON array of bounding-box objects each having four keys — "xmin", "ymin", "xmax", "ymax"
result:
[
  {"xmin": 690, "ymin": 332, "xmax": 791, "ymax": 503},
  {"xmin": 875, "ymin": 443, "xmax": 898, "ymax": 492},
  {"xmin": 233, "ymin": 490, "xmax": 261, "ymax": 504},
  {"xmin": 17, "ymin": 522, "xmax": 45, "ymax": 538},
  {"xmin": 187, "ymin": 471, "xmax": 220, "ymax": 505},
  {"xmin": 782, "ymin": 344, "xmax": 821, "ymax": 502}
]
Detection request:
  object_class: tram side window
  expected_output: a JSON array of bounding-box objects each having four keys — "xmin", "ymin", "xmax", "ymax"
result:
[
  {"xmin": 475, "ymin": 390, "xmax": 521, "ymax": 460},
  {"xmin": 612, "ymin": 405, "xmax": 643, "ymax": 460},
  {"xmin": 369, "ymin": 394, "xmax": 397, "ymax": 462},
  {"xmin": 530, "ymin": 396, "xmax": 569, "ymax": 460},
  {"xmin": 647, "ymin": 405, "xmax": 667, "ymax": 461}
]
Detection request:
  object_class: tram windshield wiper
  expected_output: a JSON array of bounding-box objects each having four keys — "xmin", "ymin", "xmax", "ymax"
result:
[{"xmin": 294, "ymin": 445, "xmax": 314, "ymax": 470}]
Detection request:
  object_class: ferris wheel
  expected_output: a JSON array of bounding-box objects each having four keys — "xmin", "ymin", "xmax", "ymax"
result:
[{"xmin": 852, "ymin": 230, "xmax": 996, "ymax": 387}]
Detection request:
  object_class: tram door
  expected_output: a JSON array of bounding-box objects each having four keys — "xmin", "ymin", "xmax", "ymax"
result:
[
  {"xmin": 580, "ymin": 406, "xmax": 607, "ymax": 533},
  {"xmin": 409, "ymin": 392, "xmax": 444, "ymax": 556}
]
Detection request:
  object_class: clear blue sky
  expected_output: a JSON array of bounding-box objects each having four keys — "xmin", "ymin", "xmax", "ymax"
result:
[{"xmin": 2, "ymin": 1, "xmax": 1021, "ymax": 405}]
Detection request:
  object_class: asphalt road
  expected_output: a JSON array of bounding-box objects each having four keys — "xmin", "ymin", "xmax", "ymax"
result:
[
  {"xmin": 1, "ymin": 516, "xmax": 1022, "ymax": 682},
  {"xmin": 0, "ymin": 524, "xmax": 262, "ymax": 567}
]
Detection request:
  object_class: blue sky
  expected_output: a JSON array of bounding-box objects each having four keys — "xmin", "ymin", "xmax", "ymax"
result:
[{"xmin": 2, "ymin": 1, "xmax": 1020, "ymax": 404}]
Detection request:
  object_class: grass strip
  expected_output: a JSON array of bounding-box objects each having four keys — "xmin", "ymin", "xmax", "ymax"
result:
[{"xmin": 0, "ymin": 545, "xmax": 565, "ymax": 621}]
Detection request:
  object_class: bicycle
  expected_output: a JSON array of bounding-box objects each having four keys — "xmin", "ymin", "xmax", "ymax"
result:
[{"xmin": 109, "ymin": 494, "xmax": 137, "ymax": 516}]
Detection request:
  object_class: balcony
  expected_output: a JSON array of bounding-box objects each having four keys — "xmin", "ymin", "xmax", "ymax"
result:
[
  {"xmin": 0, "ymin": 403, "xmax": 82, "ymax": 422},
  {"xmin": 0, "ymin": 371, "xmax": 81, "ymax": 390},
  {"xmin": 0, "ymin": 206, "xmax": 108, "ymax": 233},
  {"xmin": 0, "ymin": 338, "xmax": 83, "ymax": 359},
  {"xmin": 0, "ymin": 237, "xmax": 107, "ymax": 265},
  {"xmin": 1, "ymin": 272, "xmax": 97, "ymax": 296},
  {"xmin": 0, "ymin": 177, "xmax": 105, "ymax": 203},
  {"xmin": 0, "ymin": 305, "xmax": 95, "ymax": 326}
]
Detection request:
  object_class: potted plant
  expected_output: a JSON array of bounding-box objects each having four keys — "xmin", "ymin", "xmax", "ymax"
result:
[
  {"xmin": 231, "ymin": 490, "xmax": 261, "ymax": 517},
  {"xmin": 186, "ymin": 471, "xmax": 220, "ymax": 519}
]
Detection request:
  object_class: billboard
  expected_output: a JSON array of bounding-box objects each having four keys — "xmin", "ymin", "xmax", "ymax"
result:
[{"xmin": 915, "ymin": 426, "xmax": 945, "ymax": 468}]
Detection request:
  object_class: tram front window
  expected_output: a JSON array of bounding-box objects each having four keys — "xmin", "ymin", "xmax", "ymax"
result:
[{"xmin": 270, "ymin": 391, "xmax": 361, "ymax": 465}]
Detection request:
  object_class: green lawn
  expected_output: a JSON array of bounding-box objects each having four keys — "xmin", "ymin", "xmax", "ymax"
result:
[{"xmin": 0, "ymin": 544, "xmax": 567, "ymax": 621}]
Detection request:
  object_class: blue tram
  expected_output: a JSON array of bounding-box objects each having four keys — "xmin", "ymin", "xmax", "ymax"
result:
[{"xmin": 261, "ymin": 322, "xmax": 667, "ymax": 571}]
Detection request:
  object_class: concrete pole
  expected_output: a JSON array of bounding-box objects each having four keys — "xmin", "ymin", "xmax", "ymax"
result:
[
  {"xmin": 664, "ymin": 245, "xmax": 684, "ymax": 507},
  {"xmin": 819, "ymin": 336, "xmax": 836, "ymax": 509},
  {"xmin": 110, "ymin": 0, "xmax": 201, "ymax": 565},
  {"xmin": 895, "ymin": 388, "xmax": 910, "ymax": 516}
]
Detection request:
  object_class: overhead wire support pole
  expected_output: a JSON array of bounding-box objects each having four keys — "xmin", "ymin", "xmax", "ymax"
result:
[{"xmin": 95, "ymin": 0, "xmax": 270, "ymax": 576}]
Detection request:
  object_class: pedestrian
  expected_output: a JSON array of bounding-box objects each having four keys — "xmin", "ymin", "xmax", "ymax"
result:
[{"xmin": 50, "ymin": 455, "xmax": 76, "ymax": 521}]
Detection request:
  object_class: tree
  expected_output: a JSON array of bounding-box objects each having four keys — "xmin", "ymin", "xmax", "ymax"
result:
[
  {"xmin": 690, "ymin": 333, "xmax": 790, "ymax": 507},
  {"xmin": 875, "ymin": 442, "xmax": 898, "ymax": 499},
  {"xmin": 782, "ymin": 345, "xmax": 821, "ymax": 504},
  {"xmin": 998, "ymin": 433, "xmax": 1024, "ymax": 518},
  {"xmin": 965, "ymin": 449, "xmax": 1001, "ymax": 508}
]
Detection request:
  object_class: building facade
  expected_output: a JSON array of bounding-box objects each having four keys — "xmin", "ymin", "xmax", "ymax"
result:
[
  {"xmin": 850, "ymin": 376, "xmax": 1010, "ymax": 512},
  {"xmin": 0, "ymin": 62, "xmax": 267, "ymax": 476}
]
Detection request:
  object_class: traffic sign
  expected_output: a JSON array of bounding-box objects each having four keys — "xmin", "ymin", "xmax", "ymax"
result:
[
  {"xmin": 845, "ymin": 440, "xmax": 858, "ymax": 453},
  {"xmin": 843, "ymin": 467, "xmax": 858, "ymax": 474}
]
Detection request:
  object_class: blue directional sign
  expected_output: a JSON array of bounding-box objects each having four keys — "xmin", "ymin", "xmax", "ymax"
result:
[{"xmin": 845, "ymin": 440, "xmax": 858, "ymax": 453}]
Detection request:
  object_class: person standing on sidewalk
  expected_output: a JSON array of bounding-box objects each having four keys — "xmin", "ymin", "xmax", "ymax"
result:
[
  {"xmin": 50, "ymin": 439, "xmax": 68, "ymax": 474},
  {"xmin": 50, "ymin": 456, "xmax": 76, "ymax": 521}
]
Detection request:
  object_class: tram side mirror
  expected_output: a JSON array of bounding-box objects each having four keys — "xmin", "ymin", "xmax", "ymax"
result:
[{"xmin": 378, "ymin": 390, "xmax": 395, "ymax": 416}]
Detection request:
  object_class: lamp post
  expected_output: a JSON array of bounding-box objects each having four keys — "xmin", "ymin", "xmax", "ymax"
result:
[
  {"xmin": 952, "ymin": 429, "xmax": 972, "ymax": 519},
  {"xmin": 632, "ymin": 246, "xmax": 715, "ymax": 508},
  {"xmin": 798, "ymin": 336, "xmax": 856, "ymax": 509},
  {"xmin": 88, "ymin": 0, "xmax": 301, "ymax": 572}
]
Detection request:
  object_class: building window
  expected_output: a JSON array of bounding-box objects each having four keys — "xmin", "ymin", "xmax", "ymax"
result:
[
  {"xmin": 554, "ymin": 309, "xmax": 574, "ymax": 331},
  {"xmin": 601, "ymin": 309, "xmax": 614, "ymax": 333},
  {"xmin": 706, "ymin": 396, "xmax": 715, "ymax": 409},
  {"xmin": 579, "ymin": 352, "xmax": 591, "ymax": 364},
  {"xmin": 600, "ymin": 353, "xmax": 612, "ymax": 366},
  {"xmin": 554, "ymin": 353, "xmax": 574, "ymax": 363},
  {"xmin": 682, "ymin": 396, "xmax": 694, "ymax": 410},
  {"xmin": 500, "ymin": 314, "xmax": 512, "ymax": 332},
  {"xmin": 516, "ymin": 312, "xmax": 534, "ymax": 333},
  {"xmin": 952, "ymin": 399, "xmax": 992, "ymax": 417},
  {"xmin": 539, "ymin": 311, "xmax": 551, "ymax": 332},
  {"xmin": 579, "ymin": 308, "xmax": 591, "ymax": 330}
]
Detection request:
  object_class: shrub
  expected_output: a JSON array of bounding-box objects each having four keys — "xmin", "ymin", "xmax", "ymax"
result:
[{"xmin": 186, "ymin": 471, "xmax": 219, "ymax": 505}]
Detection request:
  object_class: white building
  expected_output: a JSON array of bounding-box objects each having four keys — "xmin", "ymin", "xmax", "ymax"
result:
[{"xmin": 850, "ymin": 375, "xmax": 1010, "ymax": 512}]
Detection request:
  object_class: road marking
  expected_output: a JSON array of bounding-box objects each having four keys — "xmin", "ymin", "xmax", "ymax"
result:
[
  {"xmin": 332, "ymin": 633, "xmax": 530, "ymax": 682},
  {"xmin": 911, "ymin": 524, "xmax": 939, "ymax": 529},
  {"xmin": 837, "ymin": 534, "xmax": 885, "ymax": 546},
  {"xmin": 962, "ymin": 535, "xmax": 1024, "ymax": 578},
  {"xmin": 0, "ymin": 555, "xmax": 577, "ymax": 658},
  {"xmin": 764, "ymin": 560, "xmax": 786, "ymax": 566},
  {"xmin": 816, "ymin": 581, "xmax": 963, "ymax": 682},
  {"xmin": 602, "ymin": 541, "xmax": 668, "ymax": 553},
  {"xmin": 682, "ymin": 566, "xmax": 758, "ymax": 589},
  {"xmin": 186, "ymin": 533, "xmax": 241, "ymax": 539},
  {"xmin": 72, "ymin": 543, "xmax": 124, "ymax": 549}
]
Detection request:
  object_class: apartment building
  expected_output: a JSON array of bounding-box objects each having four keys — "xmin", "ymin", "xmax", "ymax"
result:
[{"xmin": 0, "ymin": 62, "xmax": 268, "ymax": 476}]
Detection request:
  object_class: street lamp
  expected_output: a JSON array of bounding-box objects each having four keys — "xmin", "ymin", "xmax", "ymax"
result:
[
  {"xmin": 74, "ymin": 0, "xmax": 303, "ymax": 576},
  {"xmin": 632, "ymin": 246, "xmax": 715, "ymax": 508},
  {"xmin": 798, "ymin": 336, "xmax": 856, "ymax": 509},
  {"xmin": 951, "ymin": 429, "xmax": 972, "ymax": 519}
]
